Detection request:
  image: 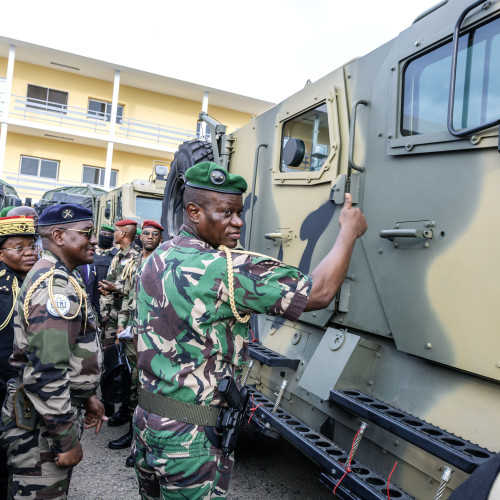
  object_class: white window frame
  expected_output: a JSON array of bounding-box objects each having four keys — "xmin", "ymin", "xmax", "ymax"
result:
[
  {"xmin": 19, "ymin": 155, "xmax": 59, "ymax": 179},
  {"xmin": 82, "ymin": 165, "xmax": 118, "ymax": 188}
]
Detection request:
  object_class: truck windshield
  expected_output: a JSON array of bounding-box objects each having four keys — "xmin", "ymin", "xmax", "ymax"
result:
[
  {"xmin": 135, "ymin": 196, "xmax": 163, "ymax": 219},
  {"xmin": 402, "ymin": 15, "xmax": 500, "ymax": 136}
]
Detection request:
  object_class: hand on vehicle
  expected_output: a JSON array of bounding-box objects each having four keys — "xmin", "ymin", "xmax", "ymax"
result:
[{"xmin": 339, "ymin": 193, "xmax": 367, "ymax": 238}]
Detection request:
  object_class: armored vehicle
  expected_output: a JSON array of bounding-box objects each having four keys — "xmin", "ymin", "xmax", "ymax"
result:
[
  {"xmin": 33, "ymin": 185, "xmax": 106, "ymax": 216},
  {"xmin": 162, "ymin": 0, "xmax": 500, "ymax": 498},
  {"xmin": 0, "ymin": 179, "xmax": 22, "ymax": 210},
  {"xmin": 96, "ymin": 164, "xmax": 167, "ymax": 228}
]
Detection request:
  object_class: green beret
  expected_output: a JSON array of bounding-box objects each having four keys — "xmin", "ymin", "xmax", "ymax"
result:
[
  {"xmin": 0, "ymin": 206, "xmax": 15, "ymax": 218},
  {"xmin": 101, "ymin": 223, "xmax": 115, "ymax": 232},
  {"xmin": 136, "ymin": 227, "xmax": 142, "ymax": 235},
  {"xmin": 185, "ymin": 162, "xmax": 247, "ymax": 194}
]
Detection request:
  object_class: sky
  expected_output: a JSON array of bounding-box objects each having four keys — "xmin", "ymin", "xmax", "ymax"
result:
[{"xmin": 0, "ymin": 0, "xmax": 440, "ymax": 103}]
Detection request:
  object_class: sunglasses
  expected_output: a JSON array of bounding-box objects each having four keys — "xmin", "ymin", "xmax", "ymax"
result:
[{"xmin": 61, "ymin": 228, "xmax": 96, "ymax": 240}]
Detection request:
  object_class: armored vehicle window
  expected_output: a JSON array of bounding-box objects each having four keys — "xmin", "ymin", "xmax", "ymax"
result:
[
  {"xmin": 135, "ymin": 195, "xmax": 162, "ymax": 219},
  {"xmin": 402, "ymin": 16, "xmax": 500, "ymax": 136},
  {"xmin": 280, "ymin": 103, "xmax": 330, "ymax": 172}
]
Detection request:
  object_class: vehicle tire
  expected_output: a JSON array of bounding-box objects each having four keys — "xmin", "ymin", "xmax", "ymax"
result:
[{"xmin": 161, "ymin": 139, "xmax": 214, "ymax": 239}]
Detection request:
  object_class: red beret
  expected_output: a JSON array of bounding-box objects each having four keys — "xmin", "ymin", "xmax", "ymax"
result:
[
  {"xmin": 142, "ymin": 220, "xmax": 164, "ymax": 232},
  {"xmin": 115, "ymin": 219, "xmax": 138, "ymax": 226}
]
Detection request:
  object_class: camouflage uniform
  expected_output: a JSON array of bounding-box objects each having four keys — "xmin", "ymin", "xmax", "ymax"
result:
[
  {"xmin": 100, "ymin": 243, "xmax": 140, "ymax": 349},
  {"xmin": 116, "ymin": 252, "xmax": 146, "ymax": 417},
  {"xmin": 0, "ymin": 250, "xmax": 101, "ymax": 499},
  {"xmin": 132, "ymin": 225, "xmax": 312, "ymax": 499}
]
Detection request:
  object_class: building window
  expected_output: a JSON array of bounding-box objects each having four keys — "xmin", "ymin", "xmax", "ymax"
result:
[
  {"xmin": 20, "ymin": 156, "xmax": 59, "ymax": 179},
  {"xmin": 88, "ymin": 99, "xmax": 123, "ymax": 123},
  {"xmin": 82, "ymin": 165, "xmax": 117, "ymax": 187},
  {"xmin": 27, "ymin": 84, "xmax": 68, "ymax": 113}
]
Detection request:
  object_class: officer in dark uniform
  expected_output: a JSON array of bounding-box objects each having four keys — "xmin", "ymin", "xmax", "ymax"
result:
[{"xmin": 0, "ymin": 216, "xmax": 37, "ymax": 500}]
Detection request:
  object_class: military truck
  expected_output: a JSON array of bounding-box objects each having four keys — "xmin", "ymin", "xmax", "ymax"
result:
[
  {"xmin": 33, "ymin": 185, "xmax": 106, "ymax": 216},
  {"xmin": 0, "ymin": 179, "xmax": 22, "ymax": 210},
  {"xmin": 95, "ymin": 164, "xmax": 167, "ymax": 228},
  {"xmin": 161, "ymin": 0, "xmax": 500, "ymax": 498}
]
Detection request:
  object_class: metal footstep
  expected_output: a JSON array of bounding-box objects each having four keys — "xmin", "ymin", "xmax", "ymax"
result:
[
  {"xmin": 248, "ymin": 342, "xmax": 300, "ymax": 369},
  {"xmin": 329, "ymin": 390, "xmax": 494, "ymax": 473},
  {"xmin": 246, "ymin": 387, "xmax": 414, "ymax": 500}
]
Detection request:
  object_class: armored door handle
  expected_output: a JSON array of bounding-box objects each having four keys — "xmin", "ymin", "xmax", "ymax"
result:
[
  {"xmin": 380, "ymin": 229, "xmax": 433, "ymax": 241},
  {"xmin": 265, "ymin": 232, "xmax": 287, "ymax": 240}
]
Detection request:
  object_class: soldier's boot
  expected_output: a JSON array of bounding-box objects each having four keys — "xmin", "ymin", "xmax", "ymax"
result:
[
  {"xmin": 108, "ymin": 420, "xmax": 133, "ymax": 450},
  {"xmin": 108, "ymin": 403, "xmax": 130, "ymax": 427},
  {"xmin": 126, "ymin": 454, "xmax": 134, "ymax": 467}
]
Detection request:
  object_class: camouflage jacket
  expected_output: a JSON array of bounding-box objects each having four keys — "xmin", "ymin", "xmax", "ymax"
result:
[
  {"xmin": 134, "ymin": 225, "xmax": 312, "ymax": 407},
  {"xmin": 8, "ymin": 250, "xmax": 102, "ymax": 453},
  {"xmin": 100, "ymin": 243, "xmax": 140, "ymax": 325},
  {"xmin": 117, "ymin": 252, "xmax": 146, "ymax": 329}
]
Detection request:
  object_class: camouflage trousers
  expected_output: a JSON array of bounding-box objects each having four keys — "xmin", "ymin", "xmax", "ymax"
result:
[
  {"xmin": 123, "ymin": 339, "xmax": 138, "ymax": 416},
  {"xmin": 0, "ymin": 384, "xmax": 84, "ymax": 500},
  {"xmin": 101, "ymin": 317, "xmax": 118, "ymax": 350},
  {"xmin": 132, "ymin": 407, "xmax": 234, "ymax": 499}
]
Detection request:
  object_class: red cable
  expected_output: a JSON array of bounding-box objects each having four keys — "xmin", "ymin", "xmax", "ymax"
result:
[
  {"xmin": 333, "ymin": 428, "xmax": 361, "ymax": 496},
  {"xmin": 247, "ymin": 394, "xmax": 264, "ymax": 423},
  {"xmin": 387, "ymin": 461, "xmax": 398, "ymax": 500},
  {"xmin": 249, "ymin": 326, "xmax": 258, "ymax": 342}
]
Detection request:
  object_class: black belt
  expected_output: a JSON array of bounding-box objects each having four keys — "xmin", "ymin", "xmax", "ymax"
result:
[{"xmin": 138, "ymin": 388, "xmax": 221, "ymax": 427}]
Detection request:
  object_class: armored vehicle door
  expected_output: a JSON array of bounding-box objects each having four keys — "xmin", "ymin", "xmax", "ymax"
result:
[
  {"xmin": 356, "ymin": 1, "xmax": 500, "ymax": 380},
  {"xmin": 234, "ymin": 70, "xmax": 350, "ymax": 327}
]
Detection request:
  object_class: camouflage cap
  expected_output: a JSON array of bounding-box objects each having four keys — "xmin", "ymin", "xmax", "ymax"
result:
[
  {"xmin": 101, "ymin": 223, "xmax": 115, "ymax": 232},
  {"xmin": 185, "ymin": 162, "xmax": 247, "ymax": 194},
  {"xmin": 38, "ymin": 204, "xmax": 93, "ymax": 226}
]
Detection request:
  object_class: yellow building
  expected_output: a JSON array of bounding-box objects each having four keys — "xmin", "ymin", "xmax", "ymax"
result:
[{"xmin": 0, "ymin": 37, "xmax": 273, "ymax": 203}]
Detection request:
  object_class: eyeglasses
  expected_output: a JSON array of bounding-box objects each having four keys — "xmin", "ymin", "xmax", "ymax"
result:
[
  {"xmin": 1, "ymin": 244, "xmax": 38, "ymax": 255},
  {"xmin": 61, "ymin": 228, "xmax": 96, "ymax": 240},
  {"xmin": 142, "ymin": 231, "xmax": 160, "ymax": 237}
]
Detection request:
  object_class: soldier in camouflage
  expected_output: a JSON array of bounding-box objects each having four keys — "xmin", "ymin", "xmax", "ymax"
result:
[
  {"xmin": 99, "ymin": 219, "xmax": 140, "ymax": 426},
  {"xmin": 132, "ymin": 162, "xmax": 367, "ymax": 499},
  {"xmin": 108, "ymin": 220, "xmax": 163, "ymax": 467},
  {"xmin": 0, "ymin": 204, "xmax": 105, "ymax": 500}
]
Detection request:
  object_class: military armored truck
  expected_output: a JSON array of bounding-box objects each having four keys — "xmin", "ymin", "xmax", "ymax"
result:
[
  {"xmin": 0, "ymin": 179, "xmax": 22, "ymax": 210},
  {"xmin": 33, "ymin": 185, "xmax": 106, "ymax": 216},
  {"xmin": 162, "ymin": 0, "xmax": 500, "ymax": 498},
  {"xmin": 96, "ymin": 164, "xmax": 167, "ymax": 228}
]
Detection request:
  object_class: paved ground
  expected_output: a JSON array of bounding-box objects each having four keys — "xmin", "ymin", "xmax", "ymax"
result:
[{"xmin": 69, "ymin": 418, "xmax": 333, "ymax": 499}]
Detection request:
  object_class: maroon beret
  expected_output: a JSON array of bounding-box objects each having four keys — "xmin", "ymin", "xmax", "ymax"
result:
[
  {"xmin": 115, "ymin": 219, "xmax": 138, "ymax": 226},
  {"xmin": 142, "ymin": 220, "xmax": 164, "ymax": 232}
]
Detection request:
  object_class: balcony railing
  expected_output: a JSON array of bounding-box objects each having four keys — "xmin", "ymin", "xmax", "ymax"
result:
[{"xmin": 2, "ymin": 93, "xmax": 198, "ymax": 148}]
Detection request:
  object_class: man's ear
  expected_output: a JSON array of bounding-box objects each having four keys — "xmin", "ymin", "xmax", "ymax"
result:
[
  {"xmin": 51, "ymin": 228, "xmax": 65, "ymax": 246},
  {"xmin": 186, "ymin": 202, "xmax": 201, "ymax": 224}
]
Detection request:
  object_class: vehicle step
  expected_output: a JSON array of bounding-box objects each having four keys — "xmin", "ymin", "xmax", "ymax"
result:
[
  {"xmin": 248, "ymin": 342, "xmax": 300, "ymax": 369},
  {"xmin": 329, "ymin": 389, "xmax": 494, "ymax": 473},
  {"xmin": 246, "ymin": 387, "xmax": 414, "ymax": 500}
]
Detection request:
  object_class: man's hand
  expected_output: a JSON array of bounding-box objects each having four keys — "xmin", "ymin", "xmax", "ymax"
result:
[
  {"xmin": 115, "ymin": 326, "xmax": 125, "ymax": 345},
  {"xmin": 83, "ymin": 395, "xmax": 107, "ymax": 434},
  {"xmin": 99, "ymin": 280, "xmax": 118, "ymax": 294},
  {"xmin": 55, "ymin": 442, "xmax": 83, "ymax": 468},
  {"xmin": 338, "ymin": 193, "xmax": 367, "ymax": 238},
  {"xmin": 305, "ymin": 193, "xmax": 367, "ymax": 312}
]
